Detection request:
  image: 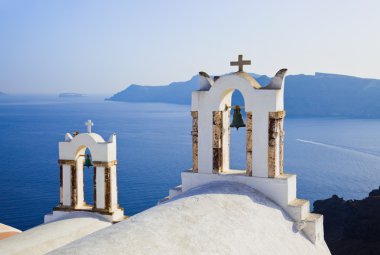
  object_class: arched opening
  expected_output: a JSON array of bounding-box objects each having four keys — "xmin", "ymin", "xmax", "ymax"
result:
[
  {"xmin": 82, "ymin": 148, "xmax": 94, "ymax": 207},
  {"xmin": 213, "ymin": 87, "xmax": 252, "ymax": 175},
  {"xmin": 229, "ymin": 90, "xmax": 246, "ymax": 171},
  {"xmin": 75, "ymin": 146, "xmax": 95, "ymax": 209}
]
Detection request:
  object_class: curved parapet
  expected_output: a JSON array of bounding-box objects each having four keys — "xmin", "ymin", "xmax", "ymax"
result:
[
  {"xmin": 198, "ymin": 71, "xmax": 214, "ymax": 91},
  {"xmin": 262, "ymin": 68, "xmax": 288, "ymax": 90},
  {"xmin": 59, "ymin": 132, "xmax": 116, "ymax": 162}
]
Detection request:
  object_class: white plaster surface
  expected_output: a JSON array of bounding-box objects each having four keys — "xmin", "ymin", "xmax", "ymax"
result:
[
  {"xmin": 96, "ymin": 166, "xmax": 105, "ymax": 209},
  {"xmin": 59, "ymin": 133, "xmax": 116, "ymax": 162},
  {"xmin": 44, "ymin": 210, "xmax": 124, "ymax": 224},
  {"xmin": 62, "ymin": 165, "xmax": 71, "ymax": 206},
  {"xmin": 111, "ymin": 165, "xmax": 118, "ymax": 210},
  {"xmin": 76, "ymin": 156, "xmax": 84, "ymax": 207},
  {"xmin": 48, "ymin": 182, "xmax": 330, "ymax": 255},
  {"xmin": 181, "ymin": 170, "xmax": 296, "ymax": 209},
  {"xmin": 0, "ymin": 217, "xmax": 111, "ymax": 255}
]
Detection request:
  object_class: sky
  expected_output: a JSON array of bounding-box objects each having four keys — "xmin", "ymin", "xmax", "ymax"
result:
[{"xmin": 0, "ymin": 0, "xmax": 380, "ymax": 94}]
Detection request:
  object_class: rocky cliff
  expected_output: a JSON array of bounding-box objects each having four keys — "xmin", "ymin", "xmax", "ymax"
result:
[{"xmin": 313, "ymin": 187, "xmax": 380, "ymax": 255}]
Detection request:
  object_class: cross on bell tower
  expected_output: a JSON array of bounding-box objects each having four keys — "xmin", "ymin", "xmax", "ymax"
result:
[
  {"xmin": 85, "ymin": 120, "xmax": 93, "ymax": 133},
  {"xmin": 230, "ymin": 54, "xmax": 251, "ymax": 72}
]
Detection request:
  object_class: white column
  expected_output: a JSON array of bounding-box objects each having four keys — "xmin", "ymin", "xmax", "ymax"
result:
[
  {"xmin": 197, "ymin": 110, "xmax": 213, "ymax": 174},
  {"xmin": 222, "ymin": 109, "xmax": 230, "ymax": 171},
  {"xmin": 252, "ymin": 113, "xmax": 269, "ymax": 177},
  {"xmin": 96, "ymin": 166, "xmax": 105, "ymax": 209},
  {"xmin": 76, "ymin": 156, "xmax": 84, "ymax": 207},
  {"xmin": 274, "ymin": 135, "xmax": 280, "ymax": 176},
  {"xmin": 62, "ymin": 164, "xmax": 72, "ymax": 206},
  {"xmin": 110, "ymin": 165, "xmax": 118, "ymax": 211}
]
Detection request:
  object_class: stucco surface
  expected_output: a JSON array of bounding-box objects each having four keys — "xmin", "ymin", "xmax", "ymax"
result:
[
  {"xmin": 49, "ymin": 182, "xmax": 331, "ymax": 255},
  {"xmin": 0, "ymin": 217, "xmax": 111, "ymax": 255}
]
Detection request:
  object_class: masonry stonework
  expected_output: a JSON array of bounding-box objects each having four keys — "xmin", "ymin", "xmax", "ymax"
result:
[
  {"xmin": 70, "ymin": 165, "xmax": 77, "ymax": 208},
  {"xmin": 191, "ymin": 111, "xmax": 198, "ymax": 173},
  {"xmin": 268, "ymin": 111, "xmax": 285, "ymax": 177},
  {"xmin": 212, "ymin": 111, "xmax": 223, "ymax": 173},
  {"xmin": 246, "ymin": 112, "xmax": 253, "ymax": 176}
]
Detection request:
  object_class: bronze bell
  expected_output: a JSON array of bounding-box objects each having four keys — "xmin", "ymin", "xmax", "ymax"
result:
[
  {"xmin": 230, "ymin": 105, "xmax": 246, "ymax": 130},
  {"xmin": 84, "ymin": 154, "xmax": 93, "ymax": 168}
]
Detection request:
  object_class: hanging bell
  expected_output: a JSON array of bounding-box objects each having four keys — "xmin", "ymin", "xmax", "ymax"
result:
[
  {"xmin": 84, "ymin": 154, "xmax": 93, "ymax": 168},
  {"xmin": 230, "ymin": 105, "xmax": 246, "ymax": 130}
]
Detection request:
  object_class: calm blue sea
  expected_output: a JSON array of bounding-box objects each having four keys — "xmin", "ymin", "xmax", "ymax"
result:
[{"xmin": 1, "ymin": 95, "xmax": 380, "ymax": 231}]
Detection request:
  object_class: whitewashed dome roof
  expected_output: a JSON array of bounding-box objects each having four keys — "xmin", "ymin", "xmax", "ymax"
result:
[{"xmin": 49, "ymin": 182, "xmax": 331, "ymax": 255}]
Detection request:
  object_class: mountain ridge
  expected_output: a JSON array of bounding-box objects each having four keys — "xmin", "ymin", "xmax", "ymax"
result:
[{"xmin": 107, "ymin": 72, "xmax": 380, "ymax": 117}]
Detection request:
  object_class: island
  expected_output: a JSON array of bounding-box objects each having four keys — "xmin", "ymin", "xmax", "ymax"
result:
[{"xmin": 59, "ymin": 93, "xmax": 86, "ymax": 98}]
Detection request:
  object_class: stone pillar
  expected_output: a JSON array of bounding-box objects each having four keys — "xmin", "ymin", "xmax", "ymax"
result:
[
  {"xmin": 70, "ymin": 164, "xmax": 78, "ymax": 208},
  {"xmin": 93, "ymin": 167, "xmax": 97, "ymax": 208},
  {"xmin": 58, "ymin": 160, "xmax": 77, "ymax": 207},
  {"xmin": 246, "ymin": 112, "xmax": 253, "ymax": 176},
  {"xmin": 268, "ymin": 111, "xmax": 286, "ymax": 178},
  {"xmin": 59, "ymin": 165, "xmax": 63, "ymax": 205},
  {"xmin": 279, "ymin": 126, "xmax": 285, "ymax": 175},
  {"xmin": 212, "ymin": 111, "xmax": 223, "ymax": 174},
  {"xmin": 93, "ymin": 160, "xmax": 118, "ymax": 212},
  {"xmin": 191, "ymin": 111, "xmax": 198, "ymax": 173},
  {"xmin": 104, "ymin": 167, "xmax": 111, "ymax": 211}
]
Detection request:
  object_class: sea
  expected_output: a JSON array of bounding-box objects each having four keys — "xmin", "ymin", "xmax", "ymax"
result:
[{"xmin": 1, "ymin": 95, "xmax": 380, "ymax": 231}]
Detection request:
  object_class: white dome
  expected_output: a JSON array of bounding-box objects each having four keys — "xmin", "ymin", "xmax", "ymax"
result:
[
  {"xmin": 0, "ymin": 217, "xmax": 111, "ymax": 255},
  {"xmin": 49, "ymin": 182, "xmax": 330, "ymax": 255}
]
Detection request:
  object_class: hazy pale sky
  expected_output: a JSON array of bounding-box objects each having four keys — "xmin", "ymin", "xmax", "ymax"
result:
[{"xmin": 1, "ymin": 0, "xmax": 380, "ymax": 94}]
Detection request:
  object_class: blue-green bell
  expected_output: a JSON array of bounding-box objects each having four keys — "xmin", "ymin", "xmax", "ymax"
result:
[
  {"xmin": 84, "ymin": 154, "xmax": 93, "ymax": 168},
  {"xmin": 230, "ymin": 105, "xmax": 246, "ymax": 130}
]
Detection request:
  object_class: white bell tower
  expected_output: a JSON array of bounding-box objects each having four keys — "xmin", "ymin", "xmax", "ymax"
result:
[
  {"xmin": 45, "ymin": 120, "xmax": 124, "ymax": 223},
  {"xmin": 165, "ymin": 55, "xmax": 325, "ymax": 244}
]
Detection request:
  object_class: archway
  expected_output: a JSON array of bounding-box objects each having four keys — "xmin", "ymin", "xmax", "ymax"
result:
[
  {"xmin": 74, "ymin": 145, "xmax": 95, "ymax": 209},
  {"xmin": 215, "ymin": 87, "xmax": 252, "ymax": 176},
  {"xmin": 82, "ymin": 148, "xmax": 94, "ymax": 207},
  {"xmin": 229, "ymin": 90, "xmax": 246, "ymax": 171}
]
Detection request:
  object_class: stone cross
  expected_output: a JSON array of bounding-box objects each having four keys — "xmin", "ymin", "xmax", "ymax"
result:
[
  {"xmin": 85, "ymin": 120, "xmax": 94, "ymax": 133},
  {"xmin": 230, "ymin": 54, "xmax": 251, "ymax": 72}
]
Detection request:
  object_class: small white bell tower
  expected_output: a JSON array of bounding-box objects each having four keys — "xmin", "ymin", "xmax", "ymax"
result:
[{"xmin": 45, "ymin": 120, "xmax": 124, "ymax": 223}]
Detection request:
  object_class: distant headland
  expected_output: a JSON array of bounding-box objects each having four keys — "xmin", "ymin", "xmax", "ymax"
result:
[
  {"xmin": 59, "ymin": 93, "xmax": 87, "ymax": 98},
  {"xmin": 107, "ymin": 72, "xmax": 380, "ymax": 118}
]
